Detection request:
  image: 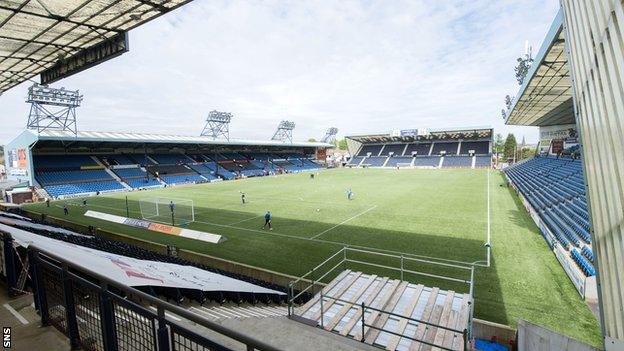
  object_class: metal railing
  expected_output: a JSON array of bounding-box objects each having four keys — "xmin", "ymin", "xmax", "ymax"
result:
[
  {"xmin": 27, "ymin": 243, "xmax": 283, "ymax": 351},
  {"xmin": 287, "ymin": 246, "xmax": 474, "ymax": 351}
]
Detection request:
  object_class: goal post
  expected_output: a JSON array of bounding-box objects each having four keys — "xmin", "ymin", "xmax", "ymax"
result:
[{"xmin": 139, "ymin": 197, "xmax": 195, "ymax": 226}]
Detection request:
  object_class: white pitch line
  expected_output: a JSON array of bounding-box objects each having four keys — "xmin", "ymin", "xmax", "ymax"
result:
[
  {"xmin": 486, "ymin": 168, "xmax": 491, "ymax": 267},
  {"xmin": 3, "ymin": 303, "xmax": 28, "ymax": 325},
  {"xmin": 310, "ymin": 205, "xmax": 378, "ymax": 240},
  {"xmin": 228, "ymin": 214, "xmax": 263, "ymax": 225}
]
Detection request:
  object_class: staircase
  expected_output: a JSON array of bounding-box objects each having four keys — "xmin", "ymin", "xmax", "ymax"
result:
[
  {"xmin": 104, "ymin": 168, "xmax": 132, "ymax": 189},
  {"xmin": 188, "ymin": 303, "xmax": 288, "ymax": 322}
]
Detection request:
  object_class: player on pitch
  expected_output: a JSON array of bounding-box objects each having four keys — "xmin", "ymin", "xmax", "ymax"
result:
[{"xmin": 262, "ymin": 210, "xmax": 273, "ymax": 230}]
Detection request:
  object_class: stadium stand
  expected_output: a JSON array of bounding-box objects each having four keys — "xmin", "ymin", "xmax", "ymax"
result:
[
  {"xmin": 504, "ymin": 156, "xmax": 596, "ymax": 278},
  {"xmin": 346, "ymin": 128, "xmax": 493, "ymax": 169},
  {"xmin": 9, "ymin": 131, "xmax": 323, "ymax": 198}
]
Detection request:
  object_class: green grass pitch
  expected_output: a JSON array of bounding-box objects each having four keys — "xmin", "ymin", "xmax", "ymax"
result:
[{"xmin": 24, "ymin": 168, "xmax": 601, "ymax": 346}]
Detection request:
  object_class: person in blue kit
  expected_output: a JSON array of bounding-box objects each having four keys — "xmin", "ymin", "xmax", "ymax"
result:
[
  {"xmin": 262, "ymin": 210, "xmax": 273, "ymax": 230},
  {"xmin": 169, "ymin": 200, "xmax": 175, "ymax": 213}
]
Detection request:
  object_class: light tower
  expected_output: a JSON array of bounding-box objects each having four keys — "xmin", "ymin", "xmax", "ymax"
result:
[
  {"xmin": 26, "ymin": 83, "xmax": 83, "ymax": 135},
  {"xmin": 271, "ymin": 120, "xmax": 295, "ymax": 143},
  {"xmin": 321, "ymin": 127, "xmax": 338, "ymax": 144},
  {"xmin": 201, "ymin": 110, "xmax": 233, "ymax": 140}
]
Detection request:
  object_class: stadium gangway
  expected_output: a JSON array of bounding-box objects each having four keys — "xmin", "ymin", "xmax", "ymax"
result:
[
  {"xmin": 286, "ymin": 246, "xmax": 474, "ymax": 350},
  {"xmin": 25, "ymin": 242, "xmax": 283, "ymax": 351}
]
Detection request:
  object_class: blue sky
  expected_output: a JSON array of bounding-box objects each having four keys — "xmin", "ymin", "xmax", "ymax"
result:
[{"xmin": 0, "ymin": 0, "xmax": 560, "ymax": 144}]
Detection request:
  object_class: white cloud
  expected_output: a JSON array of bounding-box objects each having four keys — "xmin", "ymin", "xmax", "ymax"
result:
[{"xmin": 0, "ymin": 0, "xmax": 560, "ymax": 144}]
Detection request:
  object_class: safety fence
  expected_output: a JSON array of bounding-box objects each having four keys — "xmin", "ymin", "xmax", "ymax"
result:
[{"xmin": 22, "ymin": 240, "xmax": 283, "ymax": 351}]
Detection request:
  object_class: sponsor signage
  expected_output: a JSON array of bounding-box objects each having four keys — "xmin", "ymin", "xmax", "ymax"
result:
[
  {"xmin": 84, "ymin": 211, "xmax": 224, "ymax": 244},
  {"xmin": 400, "ymin": 129, "xmax": 418, "ymax": 137},
  {"xmin": 123, "ymin": 218, "xmax": 151, "ymax": 229}
]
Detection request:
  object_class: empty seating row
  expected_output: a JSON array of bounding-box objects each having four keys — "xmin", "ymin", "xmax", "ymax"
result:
[
  {"xmin": 37, "ymin": 169, "xmax": 113, "ymax": 185},
  {"xmin": 160, "ymin": 174, "xmax": 205, "ymax": 185},
  {"xmin": 150, "ymin": 153, "xmax": 193, "ymax": 164},
  {"xmin": 441, "ymin": 156, "xmax": 472, "ymax": 168},
  {"xmin": 571, "ymin": 249, "xmax": 595, "ymax": 276},
  {"xmin": 113, "ymin": 167, "xmax": 147, "ymax": 178},
  {"xmin": 431, "ymin": 142, "xmax": 459, "ymax": 155},
  {"xmin": 357, "ymin": 144, "xmax": 384, "ymax": 157},
  {"xmin": 44, "ymin": 181, "xmax": 125, "ymax": 197},
  {"xmin": 99, "ymin": 154, "xmax": 137, "ymax": 166},
  {"xmin": 581, "ymin": 245, "xmax": 594, "ymax": 263},
  {"xmin": 33, "ymin": 155, "xmax": 98, "ymax": 169}
]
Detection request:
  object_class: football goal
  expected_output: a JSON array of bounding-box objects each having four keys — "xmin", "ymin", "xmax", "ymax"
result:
[
  {"xmin": 139, "ymin": 197, "xmax": 195, "ymax": 226},
  {"xmin": 396, "ymin": 162, "xmax": 413, "ymax": 169}
]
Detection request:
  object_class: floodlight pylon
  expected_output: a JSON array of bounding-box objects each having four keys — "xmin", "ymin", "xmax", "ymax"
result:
[
  {"xmin": 26, "ymin": 83, "xmax": 83, "ymax": 135},
  {"xmin": 271, "ymin": 120, "xmax": 295, "ymax": 143},
  {"xmin": 321, "ymin": 127, "xmax": 338, "ymax": 144},
  {"xmin": 201, "ymin": 110, "xmax": 232, "ymax": 140}
]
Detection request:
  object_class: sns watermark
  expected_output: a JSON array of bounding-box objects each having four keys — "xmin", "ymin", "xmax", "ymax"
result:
[{"xmin": 2, "ymin": 327, "xmax": 10, "ymax": 348}]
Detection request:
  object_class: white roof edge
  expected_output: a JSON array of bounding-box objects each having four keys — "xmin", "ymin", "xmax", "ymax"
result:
[{"xmin": 26, "ymin": 129, "xmax": 332, "ymax": 148}]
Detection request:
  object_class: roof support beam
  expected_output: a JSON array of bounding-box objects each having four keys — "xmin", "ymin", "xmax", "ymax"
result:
[{"xmin": 0, "ymin": 5, "xmax": 123, "ymax": 34}]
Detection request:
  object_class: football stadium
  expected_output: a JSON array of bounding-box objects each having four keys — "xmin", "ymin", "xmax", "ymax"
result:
[{"xmin": 0, "ymin": 1, "xmax": 623, "ymax": 351}]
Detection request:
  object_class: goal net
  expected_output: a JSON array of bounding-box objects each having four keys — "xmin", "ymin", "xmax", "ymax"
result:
[{"xmin": 139, "ymin": 197, "xmax": 195, "ymax": 226}]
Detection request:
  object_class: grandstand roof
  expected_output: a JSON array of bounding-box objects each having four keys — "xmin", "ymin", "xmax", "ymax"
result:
[
  {"xmin": 505, "ymin": 9, "xmax": 574, "ymax": 127},
  {"xmin": 0, "ymin": 0, "xmax": 192, "ymax": 93},
  {"xmin": 19, "ymin": 129, "xmax": 332, "ymax": 148}
]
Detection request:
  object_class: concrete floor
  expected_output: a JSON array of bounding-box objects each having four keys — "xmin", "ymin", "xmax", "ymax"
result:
[{"xmin": 0, "ymin": 289, "xmax": 69, "ymax": 351}]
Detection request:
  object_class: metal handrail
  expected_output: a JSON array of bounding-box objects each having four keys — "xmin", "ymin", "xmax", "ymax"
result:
[
  {"xmin": 29, "ymin": 244, "xmax": 283, "ymax": 351},
  {"xmin": 290, "ymin": 247, "xmax": 345, "ymax": 286},
  {"xmin": 362, "ymin": 322, "xmax": 464, "ymax": 351},
  {"xmin": 291, "ymin": 260, "xmax": 343, "ymax": 301},
  {"xmin": 345, "ymin": 258, "xmax": 471, "ymax": 284},
  {"xmin": 346, "ymin": 247, "xmax": 473, "ymax": 270}
]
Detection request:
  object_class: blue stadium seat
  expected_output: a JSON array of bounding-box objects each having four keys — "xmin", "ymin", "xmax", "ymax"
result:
[
  {"xmin": 505, "ymin": 157, "xmax": 591, "ymax": 246},
  {"xmin": 571, "ymin": 248, "xmax": 595, "ymax": 276}
]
